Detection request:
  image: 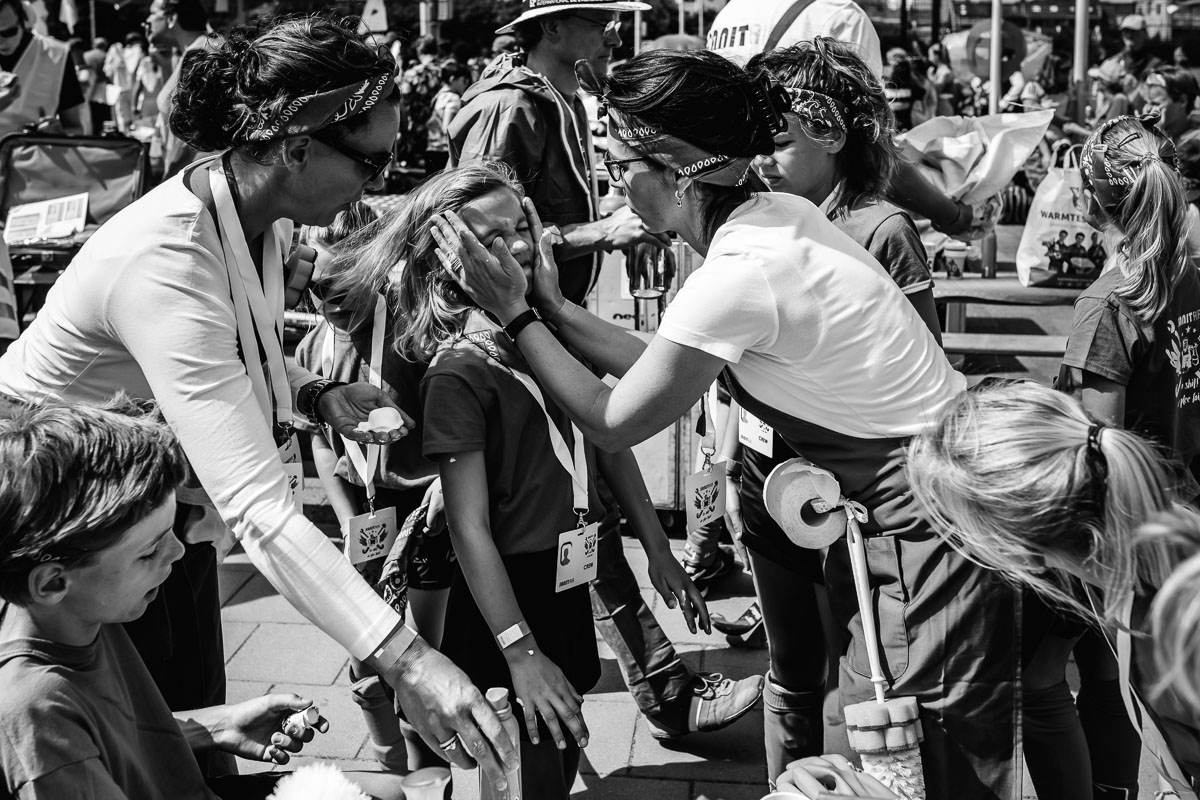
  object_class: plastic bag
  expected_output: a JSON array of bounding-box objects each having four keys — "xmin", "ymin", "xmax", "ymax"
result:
[
  {"xmin": 897, "ymin": 110, "xmax": 1054, "ymax": 206},
  {"xmin": 1016, "ymin": 145, "xmax": 1104, "ymax": 288}
]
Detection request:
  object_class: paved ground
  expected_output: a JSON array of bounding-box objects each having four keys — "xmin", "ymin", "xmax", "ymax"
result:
[{"xmin": 222, "ymin": 266, "xmax": 1162, "ymax": 798}]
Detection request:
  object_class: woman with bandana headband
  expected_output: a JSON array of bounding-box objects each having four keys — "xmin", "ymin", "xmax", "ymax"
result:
[
  {"xmin": 0, "ymin": 15, "xmax": 519, "ymax": 792},
  {"xmin": 1043, "ymin": 114, "xmax": 1200, "ymax": 799},
  {"xmin": 433, "ymin": 47, "xmax": 1021, "ymax": 799},
  {"xmin": 729, "ymin": 37, "xmax": 942, "ymax": 783}
]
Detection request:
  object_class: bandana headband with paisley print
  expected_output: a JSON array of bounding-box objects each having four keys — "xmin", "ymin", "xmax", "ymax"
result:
[
  {"xmin": 1081, "ymin": 113, "xmax": 1179, "ymax": 211},
  {"xmin": 785, "ymin": 88, "xmax": 850, "ymax": 136},
  {"xmin": 578, "ymin": 59, "xmax": 787, "ymax": 187},
  {"xmin": 235, "ymin": 66, "xmax": 397, "ymax": 144}
]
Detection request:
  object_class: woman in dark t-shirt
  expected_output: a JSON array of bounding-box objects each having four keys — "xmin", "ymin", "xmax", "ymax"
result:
[{"xmin": 1052, "ymin": 114, "xmax": 1200, "ymax": 799}]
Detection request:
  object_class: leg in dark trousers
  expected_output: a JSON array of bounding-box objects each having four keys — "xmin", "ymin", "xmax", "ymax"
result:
[
  {"xmin": 589, "ymin": 475, "xmax": 694, "ymax": 719},
  {"xmin": 123, "ymin": 501, "xmax": 229, "ymax": 776},
  {"xmin": 752, "ymin": 549, "xmax": 828, "ymax": 784},
  {"xmin": 1076, "ymin": 630, "xmax": 1142, "ymax": 799}
]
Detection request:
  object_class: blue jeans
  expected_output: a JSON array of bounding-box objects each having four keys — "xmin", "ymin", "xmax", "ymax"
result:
[{"xmin": 589, "ymin": 478, "xmax": 694, "ymax": 720}]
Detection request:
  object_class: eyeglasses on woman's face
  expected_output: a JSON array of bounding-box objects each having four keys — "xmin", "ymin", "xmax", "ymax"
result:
[
  {"xmin": 0, "ymin": 23, "xmax": 21, "ymax": 39},
  {"xmin": 604, "ymin": 155, "xmax": 648, "ymax": 183},
  {"xmin": 313, "ymin": 131, "xmax": 390, "ymax": 184}
]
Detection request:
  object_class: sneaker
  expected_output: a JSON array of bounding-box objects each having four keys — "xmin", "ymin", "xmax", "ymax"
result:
[
  {"xmin": 682, "ymin": 545, "xmax": 738, "ymax": 597},
  {"xmin": 646, "ymin": 673, "xmax": 765, "ymax": 741},
  {"xmin": 710, "ymin": 602, "xmax": 762, "ymax": 636}
]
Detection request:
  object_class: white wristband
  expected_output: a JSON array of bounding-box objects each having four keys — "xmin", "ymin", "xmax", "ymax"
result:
[{"xmin": 496, "ymin": 621, "xmax": 532, "ymax": 649}]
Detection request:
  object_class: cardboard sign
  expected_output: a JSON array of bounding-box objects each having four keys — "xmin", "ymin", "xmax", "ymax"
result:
[{"xmin": 556, "ymin": 522, "xmax": 599, "ymax": 592}]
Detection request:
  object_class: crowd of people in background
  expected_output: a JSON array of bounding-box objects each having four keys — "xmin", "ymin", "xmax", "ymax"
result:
[{"xmin": 10, "ymin": 0, "xmax": 1200, "ymax": 799}]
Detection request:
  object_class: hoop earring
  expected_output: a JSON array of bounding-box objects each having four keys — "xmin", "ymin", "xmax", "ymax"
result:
[{"xmin": 675, "ymin": 189, "xmax": 685, "ymax": 207}]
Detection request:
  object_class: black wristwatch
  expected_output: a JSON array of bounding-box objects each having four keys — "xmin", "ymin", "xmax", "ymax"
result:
[
  {"xmin": 298, "ymin": 379, "xmax": 346, "ymax": 427},
  {"xmin": 503, "ymin": 309, "xmax": 542, "ymax": 343}
]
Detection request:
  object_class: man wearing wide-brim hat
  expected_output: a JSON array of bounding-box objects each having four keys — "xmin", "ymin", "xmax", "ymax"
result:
[{"xmin": 447, "ymin": 0, "xmax": 766, "ymax": 743}]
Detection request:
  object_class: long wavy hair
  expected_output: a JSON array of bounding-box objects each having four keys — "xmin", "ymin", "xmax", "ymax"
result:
[
  {"xmin": 906, "ymin": 380, "xmax": 1181, "ymax": 627},
  {"xmin": 747, "ymin": 38, "xmax": 899, "ymax": 216},
  {"xmin": 1140, "ymin": 511, "xmax": 1200, "ymax": 710},
  {"xmin": 330, "ymin": 160, "xmax": 524, "ymax": 361},
  {"xmin": 1083, "ymin": 117, "xmax": 1190, "ymax": 325}
]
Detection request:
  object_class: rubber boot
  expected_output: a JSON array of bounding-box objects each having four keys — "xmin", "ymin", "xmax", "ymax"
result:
[
  {"xmin": 348, "ymin": 671, "xmax": 409, "ymax": 771},
  {"xmin": 764, "ymin": 673, "xmax": 825, "ymax": 788}
]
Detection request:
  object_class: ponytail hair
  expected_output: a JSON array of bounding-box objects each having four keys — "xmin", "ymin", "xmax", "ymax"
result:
[
  {"xmin": 1081, "ymin": 117, "xmax": 1189, "ymax": 325},
  {"xmin": 1142, "ymin": 511, "xmax": 1200, "ymax": 712},
  {"xmin": 906, "ymin": 380, "xmax": 1180, "ymax": 626},
  {"xmin": 329, "ymin": 161, "xmax": 524, "ymax": 361}
]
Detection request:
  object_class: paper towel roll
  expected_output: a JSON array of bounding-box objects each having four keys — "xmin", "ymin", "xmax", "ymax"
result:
[{"xmin": 762, "ymin": 458, "xmax": 847, "ymax": 549}]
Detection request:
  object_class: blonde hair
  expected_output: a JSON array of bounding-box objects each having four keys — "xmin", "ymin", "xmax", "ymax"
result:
[
  {"xmin": 1086, "ymin": 118, "xmax": 1190, "ymax": 325},
  {"xmin": 330, "ymin": 161, "xmax": 524, "ymax": 361},
  {"xmin": 1142, "ymin": 511, "xmax": 1200, "ymax": 711},
  {"xmin": 906, "ymin": 380, "xmax": 1180, "ymax": 627}
]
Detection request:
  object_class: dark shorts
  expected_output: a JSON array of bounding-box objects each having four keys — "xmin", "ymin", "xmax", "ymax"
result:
[{"xmin": 739, "ymin": 440, "xmax": 825, "ymax": 584}]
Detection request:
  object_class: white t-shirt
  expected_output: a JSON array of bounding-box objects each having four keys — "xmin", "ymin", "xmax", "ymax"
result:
[
  {"xmin": 0, "ymin": 163, "xmax": 400, "ymax": 662},
  {"xmin": 706, "ymin": 0, "xmax": 883, "ymax": 79},
  {"xmin": 658, "ymin": 193, "xmax": 964, "ymax": 439}
]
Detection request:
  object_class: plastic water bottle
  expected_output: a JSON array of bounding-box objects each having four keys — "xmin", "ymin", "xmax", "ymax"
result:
[{"xmin": 480, "ymin": 687, "xmax": 522, "ymax": 800}]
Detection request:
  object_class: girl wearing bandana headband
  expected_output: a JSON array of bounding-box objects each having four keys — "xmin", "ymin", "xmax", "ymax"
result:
[
  {"xmin": 738, "ymin": 37, "xmax": 941, "ymax": 783},
  {"xmin": 1042, "ymin": 114, "xmax": 1200, "ymax": 800},
  {"xmin": 0, "ymin": 15, "xmax": 526, "ymax": 789},
  {"xmin": 439, "ymin": 47, "xmax": 1021, "ymax": 800}
]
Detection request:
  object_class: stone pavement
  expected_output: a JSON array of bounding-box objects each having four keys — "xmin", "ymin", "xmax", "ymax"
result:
[{"xmin": 220, "ymin": 527, "xmax": 773, "ymax": 800}]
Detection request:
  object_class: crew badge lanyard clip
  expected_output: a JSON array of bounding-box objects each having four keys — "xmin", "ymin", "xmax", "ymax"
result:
[
  {"xmin": 210, "ymin": 154, "xmax": 306, "ymax": 515},
  {"xmin": 685, "ymin": 396, "xmax": 727, "ymax": 532},
  {"xmin": 464, "ymin": 331, "xmax": 598, "ymax": 592},
  {"xmin": 324, "ymin": 294, "xmax": 400, "ymax": 570}
]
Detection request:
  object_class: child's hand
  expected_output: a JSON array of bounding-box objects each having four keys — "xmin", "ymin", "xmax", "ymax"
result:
[
  {"xmin": 214, "ymin": 694, "xmax": 329, "ymax": 764},
  {"xmin": 646, "ymin": 549, "xmax": 712, "ymax": 635},
  {"xmin": 507, "ymin": 649, "xmax": 589, "ymax": 750}
]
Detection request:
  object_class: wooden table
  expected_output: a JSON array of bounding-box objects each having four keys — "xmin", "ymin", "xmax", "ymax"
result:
[{"xmin": 933, "ymin": 275, "xmax": 1082, "ymax": 332}]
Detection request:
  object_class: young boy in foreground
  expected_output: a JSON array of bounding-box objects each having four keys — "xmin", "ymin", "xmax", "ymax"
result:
[{"xmin": 0, "ymin": 401, "xmax": 403, "ymax": 799}]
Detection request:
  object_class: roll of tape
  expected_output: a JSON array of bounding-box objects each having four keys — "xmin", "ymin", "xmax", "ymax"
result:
[{"xmin": 762, "ymin": 458, "xmax": 847, "ymax": 549}]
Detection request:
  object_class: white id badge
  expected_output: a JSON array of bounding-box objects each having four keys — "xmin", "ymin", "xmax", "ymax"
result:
[
  {"xmin": 685, "ymin": 460, "xmax": 727, "ymax": 531},
  {"xmin": 555, "ymin": 522, "xmax": 599, "ymax": 592},
  {"xmin": 346, "ymin": 506, "xmax": 399, "ymax": 568},
  {"xmin": 738, "ymin": 407, "xmax": 774, "ymax": 457},
  {"xmin": 279, "ymin": 435, "xmax": 304, "ymax": 514}
]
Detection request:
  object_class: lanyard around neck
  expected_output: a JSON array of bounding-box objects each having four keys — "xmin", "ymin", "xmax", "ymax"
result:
[
  {"xmin": 210, "ymin": 156, "xmax": 290, "ymax": 427},
  {"xmin": 340, "ymin": 294, "xmax": 389, "ymax": 503},
  {"xmin": 462, "ymin": 335, "xmax": 589, "ymax": 518}
]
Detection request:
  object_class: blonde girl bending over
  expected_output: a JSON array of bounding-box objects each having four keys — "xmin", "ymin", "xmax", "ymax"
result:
[{"xmin": 907, "ymin": 379, "xmax": 1200, "ymax": 790}]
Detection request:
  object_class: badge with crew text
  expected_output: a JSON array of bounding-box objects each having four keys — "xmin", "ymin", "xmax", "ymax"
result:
[
  {"xmin": 556, "ymin": 522, "xmax": 599, "ymax": 592},
  {"xmin": 346, "ymin": 506, "xmax": 399, "ymax": 568},
  {"xmin": 685, "ymin": 459, "xmax": 727, "ymax": 531},
  {"xmin": 738, "ymin": 407, "xmax": 774, "ymax": 457},
  {"xmin": 279, "ymin": 435, "xmax": 304, "ymax": 514}
]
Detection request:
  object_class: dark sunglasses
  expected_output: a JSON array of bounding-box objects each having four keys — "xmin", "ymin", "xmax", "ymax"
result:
[
  {"xmin": 603, "ymin": 155, "xmax": 647, "ymax": 183},
  {"xmin": 572, "ymin": 14, "xmax": 620, "ymax": 35},
  {"xmin": 313, "ymin": 131, "xmax": 390, "ymax": 183},
  {"xmin": 0, "ymin": 24, "xmax": 21, "ymax": 38}
]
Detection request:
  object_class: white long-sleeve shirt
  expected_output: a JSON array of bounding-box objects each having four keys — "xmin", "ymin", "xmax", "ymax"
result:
[{"xmin": 0, "ymin": 165, "xmax": 400, "ymax": 661}]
